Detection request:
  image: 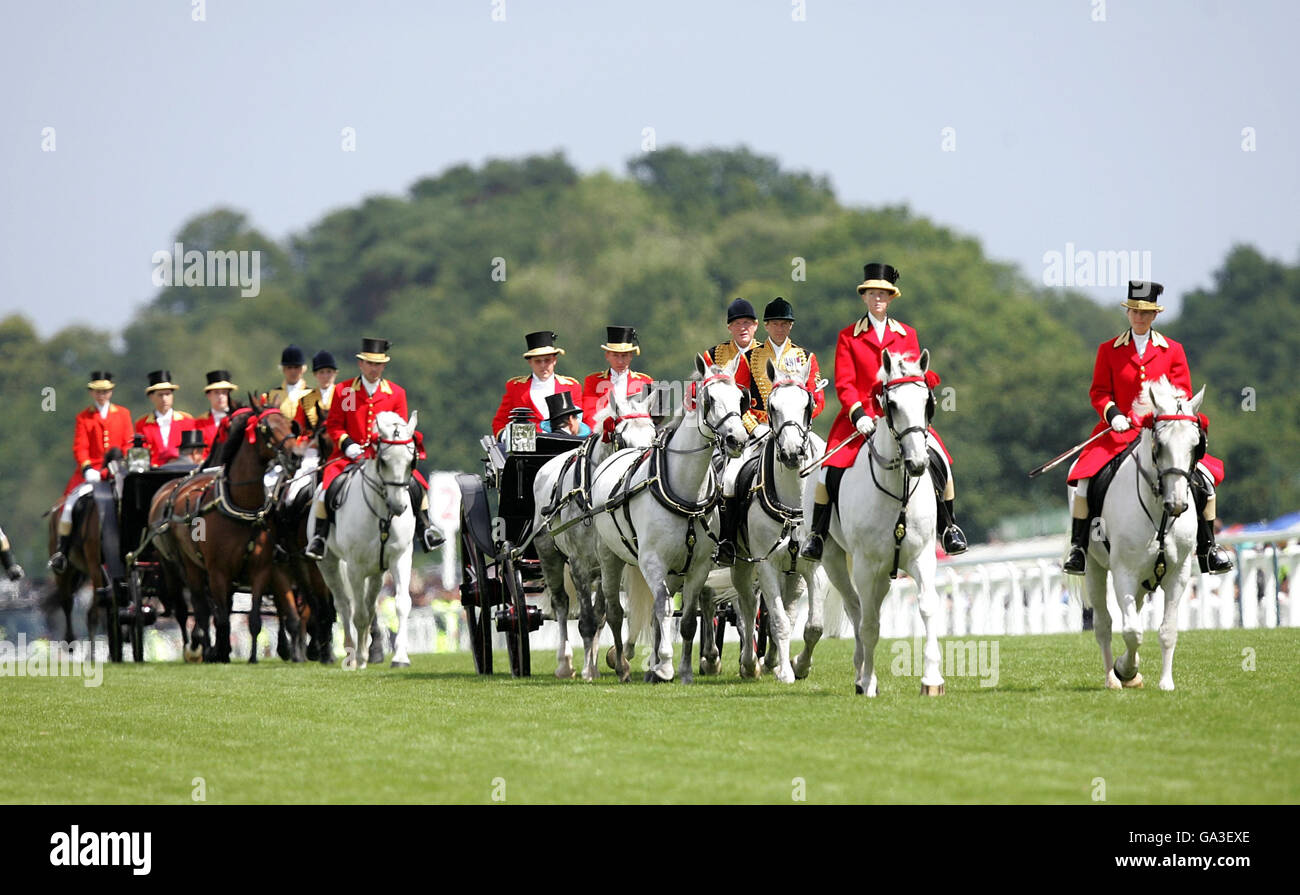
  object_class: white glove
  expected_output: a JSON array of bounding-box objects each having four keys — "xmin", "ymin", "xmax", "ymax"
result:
[
  {"xmin": 83, "ymin": 467, "xmax": 101, "ymax": 483},
  {"xmin": 855, "ymin": 415, "xmax": 876, "ymax": 437},
  {"xmin": 1110, "ymin": 415, "xmax": 1131, "ymax": 433},
  {"xmin": 344, "ymin": 442, "xmax": 363, "ymax": 460}
]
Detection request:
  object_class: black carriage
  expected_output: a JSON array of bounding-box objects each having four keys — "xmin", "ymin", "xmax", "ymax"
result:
[
  {"xmin": 94, "ymin": 459, "xmax": 193, "ymax": 662},
  {"xmin": 457, "ymin": 410, "xmax": 584, "ymax": 676}
]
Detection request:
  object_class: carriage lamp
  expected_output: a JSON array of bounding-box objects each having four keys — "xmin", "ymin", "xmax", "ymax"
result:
[
  {"xmin": 507, "ymin": 408, "xmax": 537, "ymax": 453},
  {"xmin": 127, "ymin": 435, "xmax": 151, "ymax": 474}
]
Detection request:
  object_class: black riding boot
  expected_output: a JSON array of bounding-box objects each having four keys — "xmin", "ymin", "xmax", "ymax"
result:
[
  {"xmin": 1197, "ymin": 519, "xmax": 1234, "ymax": 574},
  {"xmin": 800, "ymin": 503, "xmax": 832, "ymax": 560},
  {"xmin": 48, "ymin": 534, "xmax": 72, "ymax": 574},
  {"xmin": 938, "ymin": 498, "xmax": 968, "ymax": 555},
  {"xmin": 714, "ymin": 496, "xmax": 740, "ymax": 566},
  {"xmin": 1, "ymin": 547, "xmax": 23, "ymax": 581},
  {"xmin": 305, "ymin": 515, "xmax": 330, "ymax": 561},
  {"xmin": 408, "ymin": 479, "xmax": 443, "ymax": 552},
  {"xmin": 1063, "ymin": 517, "xmax": 1089, "ymax": 575}
]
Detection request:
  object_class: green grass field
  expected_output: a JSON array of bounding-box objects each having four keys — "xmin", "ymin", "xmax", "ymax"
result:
[{"xmin": 2, "ymin": 628, "xmax": 1295, "ymax": 804}]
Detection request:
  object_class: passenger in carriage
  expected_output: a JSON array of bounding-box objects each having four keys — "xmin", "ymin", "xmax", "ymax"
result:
[
  {"xmin": 540, "ymin": 392, "xmax": 591, "ymax": 437},
  {"xmin": 1063, "ymin": 280, "xmax": 1233, "ymax": 575},
  {"xmin": 194, "ymin": 369, "xmax": 237, "ymax": 446},
  {"xmin": 582, "ymin": 325, "xmax": 654, "ymax": 442},
  {"xmin": 135, "ymin": 370, "xmax": 195, "ymax": 467},
  {"xmin": 305, "ymin": 337, "xmax": 441, "ymax": 560},
  {"xmin": 491, "ymin": 331, "xmax": 583, "ymax": 439},
  {"xmin": 265, "ymin": 344, "xmax": 311, "ymax": 420},
  {"xmin": 801, "ymin": 263, "xmax": 967, "ymax": 561},
  {"xmin": 49, "ymin": 371, "xmax": 136, "ymax": 572},
  {"xmin": 160, "ymin": 429, "xmax": 208, "ymax": 471}
]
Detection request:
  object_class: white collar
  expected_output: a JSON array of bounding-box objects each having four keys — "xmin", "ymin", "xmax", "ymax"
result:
[
  {"xmin": 610, "ymin": 368, "xmax": 629, "ymax": 380},
  {"xmin": 768, "ymin": 338, "xmax": 790, "ymax": 356},
  {"xmin": 96, "ymin": 402, "xmax": 111, "ymax": 419},
  {"xmin": 212, "ymin": 408, "xmax": 227, "ymax": 421},
  {"xmin": 155, "ymin": 408, "xmax": 173, "ymax": 422},
  {"xmin": 361, "ymin": 376, "xmax": 380, "ymax": 396},
  {"xmin": 531, "ymin": 374, "xmax": 555, "ymax": 389}
]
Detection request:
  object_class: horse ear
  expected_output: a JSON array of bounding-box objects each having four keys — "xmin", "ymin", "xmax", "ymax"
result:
[
  {"xmin": 695, "ymin": 354, "xmax": 708, "ymax": 377},
  {"xmin": 407, "ymin": 410, "xmax": 418, "ymax": 431},
  {"xmin": 766, "ymin": 359, "xmax": 777, "ymax": 382},
  {"xmin": 919, "ymin": 348, "xmax": 930, "ymax": 373},
  {"xmin": 1189, "ymin": 385, "xmax": 1206, "ymax": 414},
  {"xmin": 881, "ymin": 349, "xmax": 893, "ymax": 377},
  {"xmin": 725, "ymin": 352, "xmax": 743, "ymax": 378}
]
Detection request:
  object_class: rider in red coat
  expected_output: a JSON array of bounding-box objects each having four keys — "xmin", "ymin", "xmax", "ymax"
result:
[
  {"xmin": 193, "ymin": 369, "xmax": 238, "ymax": 448},
  {"xmin": 49, "ymin": 371, "xmax": 136, "ymax": 573},
  {"xmin": 134, "ymin": 370, "xmax": 194, "ymax": 467},
  {"xmin": 306, "ymin": 338, "xmax": 439, "ymax": 559},
  {"xmin": 582, "ymin": 325, "xmax": 654, "ymax": 441},
  {"xmin": 1063, "ymin": 281, "xmax": 1232, "ymax": 575},
  {"xmin": 802, "ymin": 264, "xmax": 966, "ymax": 560},
  {"xmin": 491, "ymin": 331, "xmax": 583, "ymax": 438}
]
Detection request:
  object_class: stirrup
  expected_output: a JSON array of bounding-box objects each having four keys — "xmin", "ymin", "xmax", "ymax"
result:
[
  {"xmin": 305, "ymin": 536, "xmax": 327, "ymax": 561},
  {"xmin": 421, "ymin": 527, "xmax": 444, "ymax": 551},
  {"xmin": 48, "ymin": 552, "xmax": 68, "ymax": 574},
  {"xmin": 1198, "ymin": 546, "xmax": 1234, "ymax": 575},
  {"xmin": 941, "ymin": 525, "xmax": 968, "ymax": 555},
  {"xmin": 1062, "ymin": 545, "xmax": 1086, "ymax": 576}
]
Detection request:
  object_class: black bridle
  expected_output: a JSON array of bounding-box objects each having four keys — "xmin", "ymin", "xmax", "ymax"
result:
[{"xmin": 767, "ymin": 379, "xmax": 814, "ymax": 460}]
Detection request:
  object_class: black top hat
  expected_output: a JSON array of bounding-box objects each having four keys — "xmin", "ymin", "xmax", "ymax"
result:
[
  {"xmin": 87, "ymin": 370, "xmax": 115, "ymax": 389},
  {"xmin": 763, "ymin": 297, "xmax": 795, "ymax": 321},
  {"xmin": 601, "ymin": 325, "xmax": 640, "ymax": 354},
  {"xmin": 179, "ymin": 429, "xmax": 208, "ymax": 451},
  {"xmin": 204, "ymin": 369, "xmax": 238, "ymax": 391},
  {"xmin": 280, "ymin": 344, "xmax": 306, "ymax": 366},
  {"xmin": 523, "ymin": 331, "xmax": 565, "ymax": 358},
  {"xmin": 356, "ymin": 338, "xmax": 392, "ymax": 363},
  {"xmin": 1122, "ymin": 280, "xmax": 1166, "ymax": 311},
  {"xmin": 545, "ymin": 391, "xmax": 582, "ymax": 425},
  {"xmin": 145, "ymin": 370, "xmax": 180, "ymax": 393},
  {"xmin": 727, "ymin": 298, "xmax": 757, "ymax": 322},
  {"xmin": 857, "ymin": 263, "xmax": 901, "ymax": 295},
  {"xmin": 312, "ymin": 349, "xmax": 338, "ymax": 371}
]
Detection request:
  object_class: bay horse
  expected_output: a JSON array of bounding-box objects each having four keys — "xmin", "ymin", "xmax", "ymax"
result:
[
  {"xmin": 592, "ymin": 354, "xmax": 749, "ymax": 683},
  {"xmin": 802, "ymin": 350, "xmax": 944, "ymax": 696},
  {"xmin": 532, "ymin": 389, "xmax": 658, "ymax": 679},
  {"xmin": 149, "ymin": 406, "xmax": 304, "ymax": 663},
  {"xmin": 1080, "ymin": 377, "xmax": 1204, "ymax": 691}
]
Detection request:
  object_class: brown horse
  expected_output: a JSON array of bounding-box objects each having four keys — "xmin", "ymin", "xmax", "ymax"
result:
[
  {"xmin": 150, "ymin": 406, "xmax": 305, "ymax": 663},
  {"xmin": 45, "ymin": 495, "xmax": 109, "ymax": 648}
]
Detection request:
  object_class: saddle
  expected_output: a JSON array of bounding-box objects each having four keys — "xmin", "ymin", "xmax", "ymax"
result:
[
  {"xmin": 325, "ymin": 463, "xmax": 362, "ymax": 515},
  {"xmin": 729, "ymin": 453, "xmax": 762, "ymax": 551},
  {"xmin": 1085, "ymin": 441, "xmax": 1140, "ymax": 550},
  {"xmin": 927, "ymin": 446, "xmax": 948, "ymax": 499}
]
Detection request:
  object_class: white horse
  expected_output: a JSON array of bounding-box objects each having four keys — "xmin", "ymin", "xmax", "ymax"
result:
[
  {"xmin": 730, "ymin": 357, "xmax": 828, "ymax": 682},
  {"xmin": 314, "ymin": 411, "xmax": 419, "ymax": 670},
  {"xmin": 1079, "ymin": 377, "xmax": 1203, "ymax": 691},
  {"xmin": 532, "ymin": 389, "xmax": 658, "ymax": 680},
  {"xmin": 592, "ymin": 354, "xmax": 749, "ymax": 683},
  {"xmin": 804, "ymin": 350, "xmax": 944, "ymax": 696}
]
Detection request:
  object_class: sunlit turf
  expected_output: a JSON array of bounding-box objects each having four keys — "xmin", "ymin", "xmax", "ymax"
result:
[{"xmin": 1, "ymin": 628, "xmax": 1294, "ymax": 803}]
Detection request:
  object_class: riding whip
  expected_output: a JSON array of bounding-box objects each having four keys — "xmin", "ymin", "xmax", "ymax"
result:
[
  {"xmin": 798, "ymin": 430, "xmax": 863, "ymax": 477},
  {"xmin": 1027, "ymin": 429, "xmax": 1110, "ymax": 479}
]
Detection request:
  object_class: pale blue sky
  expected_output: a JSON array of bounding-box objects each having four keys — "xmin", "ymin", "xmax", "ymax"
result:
[{"xmin": 2, "ymin": 0, "xmax": 1297, "ymax": 335}]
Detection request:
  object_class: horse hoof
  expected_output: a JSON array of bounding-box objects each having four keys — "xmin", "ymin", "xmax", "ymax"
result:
[
  {"xmin": 854, "ymin": 684, "xmax": 864, "ymax": 695},
  {"xmin": 920, "ymin": 683, "xmax": 945, "ymax": 696},
  {"xmin": 390, "ymin": 659, "xmax": 410, "ymax": 668},
  {"xmin": 605, "ymin": 646, "xmax": 617, "ymax": 670},
  {"xmin": 1122, "ymin": 672, "xmax": 1144, "ymax": 689},
  {"xmin": 1105, "ymin": 669, "xmax": 1123, "ymax": 689},
  {"xmin": 306, "ymin": 643, "xmax": 320, "ymax": 662}
]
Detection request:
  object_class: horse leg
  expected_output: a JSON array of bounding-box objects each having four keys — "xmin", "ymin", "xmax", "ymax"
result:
[
  {"xmin": 319, "ymin": 556, "xmax": 355, "ymax": 669},
  {"xmin": 1156, "ymin": 567, "xmax": 1186, "ymax": 692},
  {"xmin": 208, "ymin": 571, "xmax": 233, "ymax": 664},
  {"xmin": 695, "ymin": 570, "xmax": 722, "ymax": 676},
  {"xmin": 576, "ymin": 560, "xmax": 602, "ymax": 681},
  {"xmin": 597, "ymin": 548, "xmax": 630, "ymax": 682},
  {"xmin": 538, "ymin": 535, "xmax": 573, "ymax": 679},
  {"xmin": 823, "ymin": 539, "xmax": 864, "ymax": 692},
  {"xmin": 757, "ymin": 562, "xmax": 794, "ymax": 683},
  {"xmin": 271, "ymin": 567, "xmax": 305, "ymax": 663},
  {"xmin": 389, "ymin": 549, "xmax": 413, "ymax": 668},
  {"xmin": 356, "ymin": 575, "xmax": 383, "ymax": 670},
  {"xmin": 641, "ymin": 557, "xmax": 675, "ymax": 683},
  {"xmin": 732, "ymin": 562, "xmax": 761, "ymax": 679},
  {"xmin": 793, "ymin": 565, "xmax": 826, "ymax": 679},
  {"xmin": 1110, "ymin": 570, "xmax": 1144, "ymax": 689},
  {"xmin": 1085, "ymin": 567, "xmax": 1116, "ymax": 687},
  {"xmin": 850, "ymin": 551, "xmax": 888, "ymax": 696},
  {"xmin": 911, "ymin": 552, "xmax": 945, "ymax": 696}
]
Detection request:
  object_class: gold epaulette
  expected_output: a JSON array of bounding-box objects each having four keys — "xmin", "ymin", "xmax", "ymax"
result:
[
  {"xmin": 1112, "ymin": 330, "xmax": 1131, "ymax": 348},
  {"xmin": 508, "ymin": 375, "xmax": 530, "ymax": 384},
  {"xmin": 556, "ymin": 375, "xmax": 579, "ymax": 384},
  {"xmin": 631, "ymin": 371, "xmax": 653, "ymax": 381},
  {"xmin": 175, "ymin": 411, "xmax": 191, "ymax": 420},
  {"xmin": 1151, "ymin": 330, "xmax": 1169, "ymax": 348},
  {"xmin": 135, "ymin": 414, "xmax": 150, "ymax": 427}
]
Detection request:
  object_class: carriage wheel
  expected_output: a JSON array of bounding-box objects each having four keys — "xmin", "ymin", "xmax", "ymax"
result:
[
  {"xmin": 499, "ymin": 546, "xmax": 531, "ymax": 678},
  {"xmin": 104, "ymin": 581, "xmax": 124, "ymax": 663},
  {"xmin": 127, "ymin": 567, "xmax": 146, "ymax": 663},
  {"xmin": 459, "ymin": 526, "xmax": 493, "ymax": 675}
]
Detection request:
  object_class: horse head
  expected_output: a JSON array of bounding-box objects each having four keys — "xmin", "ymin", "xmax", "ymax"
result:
[
  {"xmin": 877, "ymin": 349, "xmax": 933, "ymax": 478},
  {"xmin": 765, "ymin": 356, "xmax": 815, "ymax": 468},
  {"xmin": 607, "ymin": 389, "xmax": 657, "ymax": 451},
  {"xmin": 374, "ymin": 411, "xmax": 418, "ymax": 516},
  {"xmin": 252, "ymin": 408, "xmax": 301, "ymax": 474},
  {"xmin": 693, "ymin": 353, "xmax": 750, "ymax": 458},
  {"xmin": 1134, "ymin": 378, "xmax": 1205, "ymax": 518}
]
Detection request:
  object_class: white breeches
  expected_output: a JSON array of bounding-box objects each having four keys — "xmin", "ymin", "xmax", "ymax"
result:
[{"xmin": 61, "ymin": 483, "xmax": 94, "ymax": 524}]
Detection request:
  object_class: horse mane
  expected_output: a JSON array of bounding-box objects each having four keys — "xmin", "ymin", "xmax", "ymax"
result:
[
  {"xmin": 218, "ymin": 409, "xmax": 254, "ymax": 467},
  {"xmin": 1131, "ymin": 376, "xmax": 1187, "ymax": 419},
  {"xmin": 875, "ymin": 351, "xmax": 924, "ymax": 385}
]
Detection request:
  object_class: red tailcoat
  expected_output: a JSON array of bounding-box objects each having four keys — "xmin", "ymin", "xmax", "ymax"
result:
[
  {"xmin": 492, "ymin": 374, "xmax": 583, "ymax": 437},
  {"xmin": 582, "ymin": 370, "xmax": 654, "ymax": 440},
  {"xmin": 322, "ymin": 377, "xmax": 425, "ymax": 488},
  {"xmin": 135, "ymin": 410, "xmax": 195, "ymax": 467},
  {"xmin": 1067, "ymin": 330, "xmax": 1224, "ymax": 484},
  {"xmin": 63, "ymin": 403, "xmax": 135, "ymax": 493},
  {"xmin": 194, "ymin": 411, "xmax": 230, "ymax": 449},
  {"xmin": 825, "ymin": 316, "xmax": 948, "ymax": 469}
]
